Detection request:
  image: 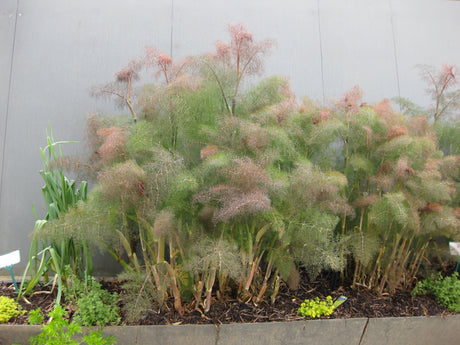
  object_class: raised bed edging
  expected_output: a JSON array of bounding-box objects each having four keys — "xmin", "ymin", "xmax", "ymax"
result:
[{"xmin": 1, "ymin": 315, "xmax": 458, "ymax": 345}]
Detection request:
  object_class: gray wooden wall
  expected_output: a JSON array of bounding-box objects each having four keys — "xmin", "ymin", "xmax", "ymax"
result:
[{"xmin": 1, "ymin": 0, "xmax": 459, "ymax": 274}]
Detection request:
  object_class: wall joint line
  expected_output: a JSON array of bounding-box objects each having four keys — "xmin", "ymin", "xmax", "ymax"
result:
[
  {"xmin": 0, "ymin": 0, "xmax": 20, "ymax": 211},
  {"xmin": 317, "ymin": 0, "xmax": 326, "ymax": 105},
  {"xmin": 388, "ymin": 0, "xmax": 401, "ymax": 105}
]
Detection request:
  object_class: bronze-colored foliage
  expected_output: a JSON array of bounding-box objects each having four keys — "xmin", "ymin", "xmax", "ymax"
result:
[
  {"xmin": 194, "ymin": 157, "xmax": 271, "ymax": 224},
  {"xmin": 200, "ymin": 23, "xmax": 275, "ymax": 116},
  {"xmin": 98, "ymin": 160, "xmax": 146, "ymax": 211}
]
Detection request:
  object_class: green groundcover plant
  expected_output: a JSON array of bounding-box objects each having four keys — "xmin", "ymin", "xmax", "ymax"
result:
[
  {"xmin": 297, "ymin": 296, "xmax": 335, "ymax": 318},
  {"xmin": 297, "ymin": 295, "xmax": 347, "ymax": 318},
  {"xmin": 21, "ymin": 23, "xmax": 460, "ymax": 322},
  {"xmin": 411, "ymin": 272, "xmax": 460, "ymax": 312},
  {"xmin": 0, "ymin": 296, "xmax": 22, "ymax": 323}
]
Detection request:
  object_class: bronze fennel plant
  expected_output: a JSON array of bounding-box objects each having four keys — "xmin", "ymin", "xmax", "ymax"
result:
[{"xmin": 31, "ymin": 24, "xmax": 460, "ymax": 322}]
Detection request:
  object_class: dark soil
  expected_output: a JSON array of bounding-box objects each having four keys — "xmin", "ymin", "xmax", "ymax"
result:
[{"xmin": 1, "ymin": 268, "xmax": 454, "ymax": 326}]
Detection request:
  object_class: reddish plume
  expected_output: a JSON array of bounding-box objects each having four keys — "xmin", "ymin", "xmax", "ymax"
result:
[
  {"xmin": 115, "ymin": 58, "xmax": 143, "ymax": 83},
  {"xmin": 144, "ymin": 47, "xmax": 188, "ymax": 85},
  {"xmin": 335, "ymin": 85, "xmax": 363, "ymax": 114},
  {"xmin": 97, "ymin": 127, "xmax": 128, "ymax": 165},
  {"xmin": 387, "ymin": 125, "xmax": 409, "ymax": 140}
]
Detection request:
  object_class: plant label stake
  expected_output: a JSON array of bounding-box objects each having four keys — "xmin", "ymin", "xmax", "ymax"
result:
[
  {"xmin": 0, "ymin": 250, "xmax": 20, "ymax": 291},
  {"xmin": 333, "ymin": 296, "xmax": 347, "ymax": 309},
  {"xmin": 449, "ymin": 242, "xmax": 460, "ymax": 272}
]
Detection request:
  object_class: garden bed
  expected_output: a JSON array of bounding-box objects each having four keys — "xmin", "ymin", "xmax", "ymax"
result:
[
  {"xmin": 0, "ymin": 269, "xmax": 453, "ymax": 326},
  {"xmin": 1, "ymin": 23, "xmax": 459, "ymax": 345},
  {"xmin": 2, "ymin": 270, "xmax": 458, "ymax": 345}
]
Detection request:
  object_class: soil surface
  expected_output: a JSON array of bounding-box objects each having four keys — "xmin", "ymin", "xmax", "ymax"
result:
[{"xmin": 1, "ymin": 268, "xmax": 455, "ymax": 326}]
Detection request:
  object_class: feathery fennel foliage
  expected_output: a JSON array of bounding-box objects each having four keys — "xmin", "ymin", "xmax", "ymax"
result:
[{"xmin": 31, "ymin": 24, "xmax": 460, "ymax": 320}]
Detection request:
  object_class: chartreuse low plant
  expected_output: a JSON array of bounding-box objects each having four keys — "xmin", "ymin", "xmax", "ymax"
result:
[
  {"xmin": 28, "ymin": 306, "xmax": 116, "ymax": 345},
  {"xmin": 297, "ymin": 296, "xmax": 347, "ymax": 318},
  {"xmin": 411, "ymin": 272, "xmax": 460, "ymax": 312},
  {"xmin": 0, "ymin": 296, "xmax": 23, "ymax": 323}
]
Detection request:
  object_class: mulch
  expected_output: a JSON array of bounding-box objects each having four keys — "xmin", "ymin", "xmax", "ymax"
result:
[{"xmin": 1, "ymin": 268, "xmax": 453, "ymax": 326}]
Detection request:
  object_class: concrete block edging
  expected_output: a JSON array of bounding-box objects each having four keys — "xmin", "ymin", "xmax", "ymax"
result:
[{"xmin": 0, "ymin": 314, "xmax": 458, "ymax": 345}]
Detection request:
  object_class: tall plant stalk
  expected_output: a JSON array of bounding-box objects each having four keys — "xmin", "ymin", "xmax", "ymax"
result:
[{"xmin": 19, "ymin": 130, "xmax": 89, "ymax": 304}]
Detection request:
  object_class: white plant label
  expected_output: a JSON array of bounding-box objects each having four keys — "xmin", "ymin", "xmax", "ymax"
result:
[
  {"xmin": 449, "ymin": 242, "xmax": 460, "ymax": 257},
  {"xmin": 0, "ymin": 250, "xmax": 20, "ymax": 269}
]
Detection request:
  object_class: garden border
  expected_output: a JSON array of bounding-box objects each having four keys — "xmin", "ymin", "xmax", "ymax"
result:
[{"xmin": 1, "ymin": 314, "xmax": 458, "ymax": 345}]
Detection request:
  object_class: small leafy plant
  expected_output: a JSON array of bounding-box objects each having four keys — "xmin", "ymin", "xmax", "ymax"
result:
[
  {"xmin": 411, "ymin": 272, "xmax": 460, "ymax": 312},
  {"xmin": 0, "ymin": 296, "xmax": 22, "ymax": 323},
  {"xmin": 29, "ymin": 307, "xmax": 80, "ymax": 345},
  {"xmin": 29, "ymin": 306, "xmax": 116, "ymax": 345},
  {"xmin": 64, "ymin": 274, "xmax": 120, "ymax": 327},
  {"xmin": 73, "ymin": 283, "xmax": 120, "ymax": 327},
  {"xmin": 297, "ymin": 296, "xmax": 336, "ymax": 318}
]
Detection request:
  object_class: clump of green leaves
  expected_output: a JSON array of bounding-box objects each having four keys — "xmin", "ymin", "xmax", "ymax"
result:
[
  {"xmin": 297, "ymin": 296, "xmax": 335, "ymax": 318},
  {"xmin": 0, "ymin": 296, "xmax": 22, "ymax": 323},
  {"xmin": 65, "ymin": 276, "xmax": 120, "ymax": 327},
  {"xmin": 411, "ymin": 272, "xmax": 460, "ymax": 312},
  {"xmin": 29, "ymin": 307, "xmax": 80, "ymax": 345},
  {"xmin": 29, "ymin": 306, "xmax": 116, "ymax": 345}
]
